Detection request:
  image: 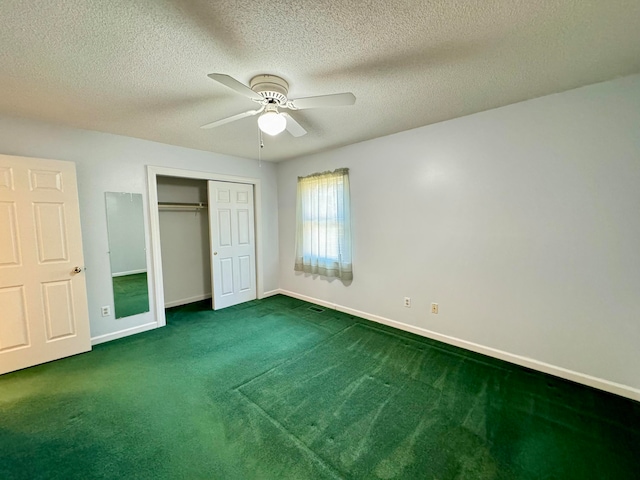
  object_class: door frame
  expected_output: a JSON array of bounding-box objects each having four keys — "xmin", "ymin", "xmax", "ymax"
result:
[{"xmin": 146, "ymin": 166, "xmax": 264, "ymax": 327}]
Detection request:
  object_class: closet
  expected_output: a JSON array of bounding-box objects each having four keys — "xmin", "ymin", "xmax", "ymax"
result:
[
  {"xmin": 155, "ymin": 173, "xmax": 257, "ymax": 312},
  {"xmin": 157, "ymin": 176, "xmax": 211, "ymax": 308}
]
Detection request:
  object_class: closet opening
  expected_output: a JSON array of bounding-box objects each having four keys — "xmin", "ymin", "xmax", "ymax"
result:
[
  {"xmin": 157, "ymin": 176, "xmax": 212, "ymax": 310},
  {"xmin": 147, "ymin": 166, "xmax": 264, "ymax": 328}
]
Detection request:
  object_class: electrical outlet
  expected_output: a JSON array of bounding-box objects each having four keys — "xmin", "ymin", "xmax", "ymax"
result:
[
  {"xmin": 431, "ymin": 303, "xmax": 438, "ymax": 314},
  {"xmin": 404, "ymin": 297, "xmax": 411, "ymax": 308},
  {"xmin": 101, "ymin": 306, "xmax": 111, "ymax": 317}
]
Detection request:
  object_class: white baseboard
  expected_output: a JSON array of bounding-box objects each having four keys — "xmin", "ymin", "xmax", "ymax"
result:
[
  {"xmin": 277, "ymin": 289, "xmax": 640, "ymax": 402},
  {"xmin": 91, "ymin": 321, "xmax": 158, "ymax": 346},
  {"xmin": 164, "ymin": 294, "xmax": 211, "ymax": 308},
  {"xmin": 261, "ymin": 289, "xmax": 281, "ymax": 298},
  {"xmin": 112, "ymin": 269, "xmax": 147, "ymax": 277}
]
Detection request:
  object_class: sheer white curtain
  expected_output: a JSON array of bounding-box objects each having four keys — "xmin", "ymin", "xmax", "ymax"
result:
[{"xmin": 294, "ymin": 168, "xmax": 352, "ymax": 281}]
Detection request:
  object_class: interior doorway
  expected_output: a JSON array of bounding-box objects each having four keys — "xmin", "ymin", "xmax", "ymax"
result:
[{"xmin": 147, "ymin": 166, "xmax": 264, "ymax": 327}]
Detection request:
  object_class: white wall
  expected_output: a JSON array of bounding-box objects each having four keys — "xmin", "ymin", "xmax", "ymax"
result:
[
  {"xmin": 157, "ymin": 177, "xmax": 211, "ymax": 307},
  {"xmin": 0, "ymin": 115, "xmax": 279, "ymax": 340},
  {"xmin": 105, "ymin": 192, "xmax": 147, "ymax": 275},
  {"xmin": 277, "ymin": 74, "xmax": 640, "ymax": 392}
]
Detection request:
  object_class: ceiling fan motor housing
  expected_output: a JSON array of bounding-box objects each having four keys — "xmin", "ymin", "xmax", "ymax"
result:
[{"xmin": 250, "ymin": 74, "xmax": 289, "ymax": 105}]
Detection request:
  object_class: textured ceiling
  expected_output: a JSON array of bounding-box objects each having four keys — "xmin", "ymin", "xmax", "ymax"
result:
[{"xmin": 1, "ymin": 1, "xmax": 639, "ymax": 162}]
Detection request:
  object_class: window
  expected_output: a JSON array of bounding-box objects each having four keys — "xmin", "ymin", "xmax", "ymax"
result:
[{"xmin": 294, "ymin": 168, "xmax": 352, "ymax": 281}]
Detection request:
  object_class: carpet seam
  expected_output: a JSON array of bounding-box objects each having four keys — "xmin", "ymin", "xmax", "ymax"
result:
[
  {"xmin": 234, "ymin": 389, "xmax": 345, "ymax": 480},
  {"xmin": 231, "ymin": 324, "xmax": 356, "ymax": 391},
  {"xmin": 353, "ymin": 321, "xmax": 518, "ymax": 372}
]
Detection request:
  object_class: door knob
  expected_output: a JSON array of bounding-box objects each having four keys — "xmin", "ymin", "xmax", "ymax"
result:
[
  {"xmin": 213, "ymin": 252, "xmax": 218, "ymax": 255},
  {"xmin": 73, "ymin": 266, "xmax": 83, "ymax": 274}
]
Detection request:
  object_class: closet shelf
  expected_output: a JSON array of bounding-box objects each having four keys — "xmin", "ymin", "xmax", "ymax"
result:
[{"xmin": 158, "ymin": 202, "xmax": 208, "ymax": 211}]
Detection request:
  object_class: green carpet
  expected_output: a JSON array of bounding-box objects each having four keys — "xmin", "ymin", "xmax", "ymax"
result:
[
  {"xmin": 1, "ymin": 295, "xmax": 638, "ymax": 479},
  {"xmin": 112, "ymin": 273, "xmax": 149, "ymax": 318}
]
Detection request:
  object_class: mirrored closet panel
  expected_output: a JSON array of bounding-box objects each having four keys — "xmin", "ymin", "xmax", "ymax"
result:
[{"xmin": 105, "ymin": 192, "xmax": 149, "ymax": 318}]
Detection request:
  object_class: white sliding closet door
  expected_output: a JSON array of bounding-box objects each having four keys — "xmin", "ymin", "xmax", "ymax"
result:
[{"xmin": 207, "ymin": 181, "xmax": 256, "ymax": 310}]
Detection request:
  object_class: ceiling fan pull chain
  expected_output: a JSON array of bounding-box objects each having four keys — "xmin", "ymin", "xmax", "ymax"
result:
[{"xmin": 258, "ymin": 127, "xmax": 264, "ymax": 167}]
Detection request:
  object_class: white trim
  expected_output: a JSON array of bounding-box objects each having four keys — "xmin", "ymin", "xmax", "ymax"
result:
[
  {"xmin": 165, "ymin": 294, "xmax": 212, "ymax": 309},
  {"xmin": 147, "ymin": 167, "xmax": 165, "ymax": 327},
  {"xmin": 147, "ymin": 166, "xmax": 265, "ymax": 329},
  {"xmin": 262, "ymin": 289, "xmax": 281, "ymax": 298},
  {"xmin": 91, "ymin": 322, "xmax": 158, "ymax": 346},
  {"xmin": 112, "ymin": 269, "xmax": 147, "ymax": 277},
  {"xmin": 277, "ymin": 289, "xmax": 640, "ymax": 402}
]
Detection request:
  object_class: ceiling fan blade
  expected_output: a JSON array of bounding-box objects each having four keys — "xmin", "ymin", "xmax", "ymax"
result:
[
  {"xmin": 200, "ymin": 108, "xmax": 263, "ymax": 129},
  {"xmin": 207, "ymin": 73, "xmax": 263, "ymax": 101},
  {"xmin": 289, "ymin": 92, "xmax": 356, "ymax": 110},
  {"xmin": 282, "ymin": 113, "xmax": 307, "ymax": 137}
]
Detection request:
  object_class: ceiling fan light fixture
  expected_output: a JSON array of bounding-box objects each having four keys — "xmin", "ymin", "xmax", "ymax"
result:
[
  {"xmin": 258, "ymin": 110, "xmax": 287, "ymax": 136},
  {"xmin": 202, "ymin": 73, "xmax": 355, "ymax": 138}
]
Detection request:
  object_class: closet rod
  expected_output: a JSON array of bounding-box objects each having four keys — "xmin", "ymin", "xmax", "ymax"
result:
[{"xmin": 158, "ymin": 202, "xmax": 208, "ymax": 211}]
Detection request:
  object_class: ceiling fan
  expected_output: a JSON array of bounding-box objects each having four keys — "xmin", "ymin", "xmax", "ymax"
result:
[{"xmin": 201, "ymin": 74, "xmax": 356, "ymax": 137}]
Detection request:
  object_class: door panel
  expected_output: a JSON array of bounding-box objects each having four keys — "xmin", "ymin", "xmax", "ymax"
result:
[
  {"xmin": 239, "ymin": 255, "xmax": 251, "ymax": 291},
  {"xmin": 0, "ymin": 154, "xmax": 91, "ymax": 375},
  {"xmin": 218, "ymin": 209, "xmax": 232, "ymax": 246},
  {"xmin": 0, "ymin": 286, "xmax": 29, "ymax": 351},
  {"xmin": 216, "ymin": 188, "xmax": 230, "ymax": 203},
  {"xmin": 0, "ymin": 167, "xmax": 13, "ymax": 188},
  {"xmin": 0, "ymin": 202, "xmax": 21, "ymax": 265},
  {"xmin": 236, "ymin": 190, "xmax": 248, "ymax": 204},
  {"xmin": 34, "ymin": 202, "xmax": 69, "ymax": 262},
  {"xmin": 237, "ymin": 209, "xmax": 250, "ymax": 245},
  {"xmin": 42, "ymin": 280, "xmax": 76, "ymax": 340},
  {"xmin": 30, "ymin": 169, "xmax": 64, "ymax": 191},
  {"xmin": 220, "ymin": 257, "xmax": 234, "ymax": 295},
  {"xmin": 208, "ymin": 181, "xmax": 256, "ymax": 310}
]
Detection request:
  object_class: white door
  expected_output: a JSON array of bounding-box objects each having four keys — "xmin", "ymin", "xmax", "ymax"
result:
[
  {"xmin": 208, "ymin": 181, "xmax": 256, "ymax": 310},
  {"xmin": 0, "ymin": 155, "xmax": 91, "ymax": 375}
]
